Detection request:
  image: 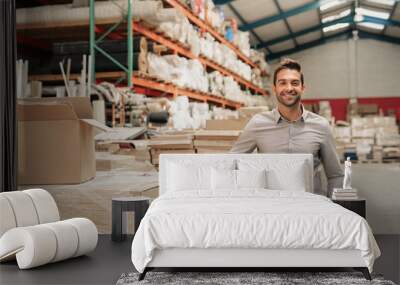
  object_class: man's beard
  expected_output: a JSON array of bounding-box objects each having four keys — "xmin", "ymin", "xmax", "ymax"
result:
[{"xmin": 276, "ymin": 92, "xmax": 301, "ymax": 107}]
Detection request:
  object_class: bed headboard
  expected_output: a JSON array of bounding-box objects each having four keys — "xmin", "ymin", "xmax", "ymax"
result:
[{"xmin": 159, "ymin": 153, "xmax": 314, "ymax": 195}]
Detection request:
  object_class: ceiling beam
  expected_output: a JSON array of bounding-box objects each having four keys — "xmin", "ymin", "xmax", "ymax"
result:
[
  {"xmin": 256, "ymin": 14, "xmax": 353, "ymax": 49},
  {"xmin": 266, "ymin": 26, "xmax": 400, "ymax": 61},
  {"xmin": 266, "ymin": 30, "xmax": 352, "ymax": 60},
  {"xmin": 362, "ymin": 15, "xmax": 400, "ymax": 27},
  {"xmin": 227, "ymin": 3, "xmax": 273, "ymax": 54},
  {"xmin": 240, "ymin": 1, "xmax": 322, "ymax": 31},
  {"xmin": 272, "ymin": 0, "xmax": 299, "ymax": 47},
  {"xmin": 257, "ymin": 14, "xmax": 400, "ymax": 49},
  {"xmin": 213, "ymin": 0, "xmax": 236, "ymax": 5},
  {"xmin": 358, "ymin": 30, "xmax": 400, "ymax": 45}
]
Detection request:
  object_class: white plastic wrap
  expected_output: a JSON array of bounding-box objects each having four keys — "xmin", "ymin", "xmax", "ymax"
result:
[
  {"xmin": 233, "ymin": 31, "xmax": 250, "ymax": 57},
  {"xmin": 190, "ymin": 102, "xmax": 210, "ymax": 129},
  {"xmin": 148, "ymin": 53, "xmax": 208, "ymax": 92},
  {"xmin": 170, "ymin": 96, "xmax": 194, "ymax": 130},
  {"xmin": 17, "ymin": 0, "xmax": 163, "ymax": 25}
]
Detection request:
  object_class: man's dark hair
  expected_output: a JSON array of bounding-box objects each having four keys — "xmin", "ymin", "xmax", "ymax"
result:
[{"xmin": 273, "ymin": 58, "xmax": 304, "ymax": 86}]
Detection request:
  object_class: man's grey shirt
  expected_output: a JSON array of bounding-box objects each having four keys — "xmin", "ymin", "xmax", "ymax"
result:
[{"xmin": 230, "ymin": 108, "xmax": 344, "ymax": 194}]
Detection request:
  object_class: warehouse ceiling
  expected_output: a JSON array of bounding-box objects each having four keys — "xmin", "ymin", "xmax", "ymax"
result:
[{"xmin": 216, "ymin": 0, "xmax": 400, "ymax": 60}]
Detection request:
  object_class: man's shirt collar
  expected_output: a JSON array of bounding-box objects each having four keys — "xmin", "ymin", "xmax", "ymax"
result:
[{"xmin": 273, "ymin": 105, "xmax": 309, "ymax": 124}]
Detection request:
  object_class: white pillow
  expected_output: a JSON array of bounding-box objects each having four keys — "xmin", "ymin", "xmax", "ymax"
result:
[
  {"xmin": 266, "ymin": 162, "xmax": 306, "ymax": 191},
  {"xmin": 211, "ymin": 168, "xmax": 237, "ymax": 191},
  {"xmin": 167, "ymin": 163, "xmax": 211, "ymax": 192},
  {"xmin": 167, "ymin": 160, "xmax": 236, "ymax": 193},
  {"xmin": 236, "ymin": 169, "xmax": 267, "ymax": 189},
  {"xmin": 238, "ymin": 159, "xmax": 307, "ymax": 191}
]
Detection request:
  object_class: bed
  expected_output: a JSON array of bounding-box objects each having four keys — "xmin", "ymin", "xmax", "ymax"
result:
[{"xmin": 131, "ymin": 154, "xmax": 380, "ymax": 281}]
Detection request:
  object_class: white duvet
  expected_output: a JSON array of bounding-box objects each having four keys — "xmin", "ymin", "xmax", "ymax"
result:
[{"xmin": 131, "ymin": 190, "xmax": 380, "ymax": 273}]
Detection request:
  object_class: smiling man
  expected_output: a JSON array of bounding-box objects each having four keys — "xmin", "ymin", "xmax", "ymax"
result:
[{"xmin": 230, "ymin": 58, "xmax": 343, "ymax": 195}]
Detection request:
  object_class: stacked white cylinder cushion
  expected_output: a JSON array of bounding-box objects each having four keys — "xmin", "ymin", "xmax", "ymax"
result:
[{"xmin": 0, "ymin": 189, "xmax": 98, "ymax": 269}]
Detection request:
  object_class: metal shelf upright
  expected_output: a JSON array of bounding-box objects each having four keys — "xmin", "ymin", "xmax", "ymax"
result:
[{"xmin": 89, "ymin": 0, "xmax": 133, "ymax": 87}]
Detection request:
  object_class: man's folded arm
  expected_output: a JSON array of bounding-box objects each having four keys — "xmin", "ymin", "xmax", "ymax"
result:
[
  {"xmin": 321, "ymin": 123, "xmax": 344, "ymax": 193},
  {"xmin": 230, "ymin": 118, "xmax": 257, "ymax": 153}
]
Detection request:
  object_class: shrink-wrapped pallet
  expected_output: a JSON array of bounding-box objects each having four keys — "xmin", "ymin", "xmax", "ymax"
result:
[
  {"xmin": 233, "ymin": 31, "xmax": 250, "ymax": 57},
  {"xmin": 147, "ymin": 53, "xmax": 208, "ymax": 93},
  {"xmin": 147, "ymin": 53, "xmax": 174, "ymax": 82},
  {"xmin": 223, "ymin": 76, "xmax": 243, "ymax": 102},
  {"xmin": 187, "ymin": 27, "xmax": 201, "ymax": 56},
  {"xmin": 199, "ymin": 36, "xmax": 214, "ymax": 59},
  {"xmin": 250, "ymin": 49, "xmax": 270, "ymax": 74},
  {"xmin": 208, "ymin": 71, "xmax": 224, "ymax": 97},
  {"xmin": 212, "ymin": 42, "xmax": 224, "ymax": 65},
  {"xmin": 17, "ymin": 0, "xmax": 163, "ymax": 26},
  {"xmin": 150, "ymin": 8, "xmax": 185, "ymax": 24},
  {"xmin": 169, "ymin": 96, "xmax": 193, "ymax": 130},
  {"xmin": 190, "ymin": 102, "xmax": 210, "ymax": 129},
  {"xmin": 211, "ymin": 107, "xmax": 239, "ymax": 120}
]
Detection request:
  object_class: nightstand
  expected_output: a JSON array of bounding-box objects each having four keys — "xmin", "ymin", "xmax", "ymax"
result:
[
  {"xmin": 332, "ymin": 198, "xmax": 366, "ymax": 218},
  {"xmin": 112, "ymin": 196, "xmax": 150, "ymax": 242}
]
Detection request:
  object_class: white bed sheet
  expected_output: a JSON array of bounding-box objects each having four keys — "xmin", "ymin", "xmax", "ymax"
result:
[{"xmin": 131, "ymin": 190, "xmax": 380, "ymax": 273}]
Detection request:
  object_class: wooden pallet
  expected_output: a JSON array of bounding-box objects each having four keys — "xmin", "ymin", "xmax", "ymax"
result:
[
  {"xmin": 356, "ymin": 159, "xmax": 382, "ymax": 164},
  {"xmin": 382, "ymin": 157, "xmax": 400, "ymax": 163}
]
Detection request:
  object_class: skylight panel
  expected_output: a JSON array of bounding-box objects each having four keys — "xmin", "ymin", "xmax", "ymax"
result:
[
  {"xmin": 355, "ymin": 7, "xmax": 390, "ymax": 19},
  {"xmin": 358, "ymin": 22, "xmax": 385, "ymax": 30},
  {"xmin": 322, "ymin": 22, "xmax": 350, "ymax": 33},
  {"xmin": 321, "ymin": 8, "xmax": 351, "ymax": 23},
  {"xmin": 320, "ymin": 0, "xmax": 348, "ymax": 11},
  {"xmin": 366, "ymin": 0, "xmax": 395, "ymax": 7}
]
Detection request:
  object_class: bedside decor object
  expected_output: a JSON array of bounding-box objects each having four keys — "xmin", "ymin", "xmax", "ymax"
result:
[
  {"xmin": 332, "ymin": 157, "xmax": 358, "ymax": 200},
  {"xmin": 343, "ymin": 157, "xmax": 352, "ymax": 190}
]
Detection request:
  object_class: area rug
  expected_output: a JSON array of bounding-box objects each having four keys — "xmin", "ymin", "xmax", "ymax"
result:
[{"xmin": 116, "ymin": 271, "xmax": 396, "ymax": 285}]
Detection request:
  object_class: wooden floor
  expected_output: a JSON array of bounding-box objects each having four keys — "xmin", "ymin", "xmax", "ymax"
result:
[{"xmin": 0, "ymin": 235, "xmax": 398, "ymax": 285}]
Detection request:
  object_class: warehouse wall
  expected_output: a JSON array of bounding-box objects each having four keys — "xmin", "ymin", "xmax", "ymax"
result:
[{"xmin": 269, "ymin": 38, "xmax": 400, "ymax": 120}]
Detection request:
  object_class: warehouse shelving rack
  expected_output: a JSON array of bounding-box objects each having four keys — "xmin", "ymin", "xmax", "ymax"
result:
[
  {"xmin": 163, "ymin": 0, "xmax": 262, "ymax": 70},
  {"xmin": 133, "ymin": 22, "xmax": 268, "ymax": 96},
  {"xmin": 17, "ymin": 0, "xmax": 269, "ymax": 109},
  {"xmin": 87, "ymin": 0, "xmax": 269, "ymax": 101},
  {"xmin": 89, "ymin": 0, "xmax": 133, "ymax": 87}
]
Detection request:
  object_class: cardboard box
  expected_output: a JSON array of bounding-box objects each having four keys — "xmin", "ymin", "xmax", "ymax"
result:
[
  {"xmin": 357, "ymin": 104, "xmax": 379, "ymax": 115},
  {"xmin": 18, "ymin": 97, "xmax": 110, "ymax": 185},
  {"xmin": 206, "ymin": 117, "xmax": 249, "ymax": 130}
]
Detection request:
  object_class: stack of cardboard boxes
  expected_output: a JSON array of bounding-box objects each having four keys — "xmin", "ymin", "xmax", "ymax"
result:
[
  {"xmin": 334, "ymin": 116, "xmax": 399, "ymax": 162},
  {"xmin": 149, "ymin": 133, "xmax": 195, "ymax": 166},
  {"xmin": 194, "ymin": 130, "xmax": 241, "ymax": 153}
]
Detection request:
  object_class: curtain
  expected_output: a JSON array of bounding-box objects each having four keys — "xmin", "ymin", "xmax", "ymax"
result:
[{"xmin": 0, "ymin": 0, "xmax": 17, "ymax": 192}]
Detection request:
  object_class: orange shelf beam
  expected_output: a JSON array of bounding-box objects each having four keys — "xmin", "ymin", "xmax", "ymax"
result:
[
  {"xmin": 133, "ymin": 22, "xmax": 268, "ymax": 96},
  {"xmin": 164, "ymin": 0, "xmax": 266, "ymax": 74},
  {"xmin": 29, "ymin": 71, "xmax": 125, "ymax": 82},
  {"xmin": 197, "ymin": 56, "xmax": 268, "ymax": 96},
  {"xmin": 133, "ymin": 22, "xmax": 193, "ymax": 58},
  {"xmin": 133, "ymin": 75, "xmax": 243, "ymax": 109}
]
